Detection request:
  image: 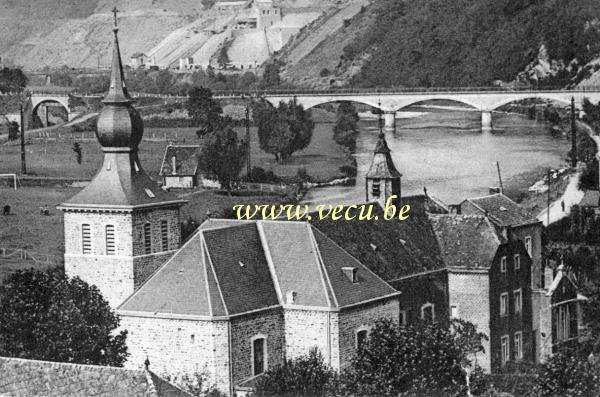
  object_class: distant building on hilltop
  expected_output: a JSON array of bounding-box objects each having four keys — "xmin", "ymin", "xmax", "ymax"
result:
[{"xmin": 129, "ymin": 53, "xmax": 148, "ymax": 69}]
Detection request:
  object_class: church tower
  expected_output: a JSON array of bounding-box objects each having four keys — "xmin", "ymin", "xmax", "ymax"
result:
[
  {"xmin": 365, "ymin": 131, "xmax": 402, "ymax": 209},
  {"xmin": 58, "ymin": 11, "xmax": 186, "ymax": 308}
]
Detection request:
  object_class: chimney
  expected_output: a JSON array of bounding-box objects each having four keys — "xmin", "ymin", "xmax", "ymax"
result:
[
  {"xmin": 342, "ymin": 267, "xmax": 358, "ymax": 283},
  {"xmin": 286, "ymin": 290, "xmax": 297, "ymax": 304},
  {"xmin": 171, "ymin": 155, "xmax": 177, "ymax": 175}
]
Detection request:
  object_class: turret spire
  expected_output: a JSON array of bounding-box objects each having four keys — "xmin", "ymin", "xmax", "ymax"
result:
[{"xmin": 104, "ymin": 7, "xmax": 131, "ymax": 104}]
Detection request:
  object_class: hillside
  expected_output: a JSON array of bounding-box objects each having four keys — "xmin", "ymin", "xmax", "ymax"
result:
[{"xmin": 277, "ymin": 0, "xmax": 600, "ymax": 88}]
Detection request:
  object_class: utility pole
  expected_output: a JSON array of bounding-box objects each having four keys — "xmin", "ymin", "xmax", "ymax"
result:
[
  {"xmin": 571, "ymin": 96, "xmax": 577, "ymax": 168},
  {"xmin": 378, "ymin": 100, "xmax": 383, "ymax": 133},
  {"xmin": 496, "ymin": 161, "xmax": 504, "ymax": 194},
  {"xmin": 20, "ymin": 104, "xmax": 26, "ymax": 174},
  {"xmin": 547, "ymin": 168, "xmax": 551, "ymax": 226},
  {"xmin": 245, "ymin": 105, "xmax": 251, "ymax": 175}
]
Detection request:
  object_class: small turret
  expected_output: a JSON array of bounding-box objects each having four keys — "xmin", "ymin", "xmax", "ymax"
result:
[{"xmin": 366, "ymin": 132, "xmax": 402, "ymax": 209}]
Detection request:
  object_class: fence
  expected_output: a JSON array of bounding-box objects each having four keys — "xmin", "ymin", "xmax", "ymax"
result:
[{"xmin": 0, "ymin": 247, "xmax": 61, "ymax": 266}]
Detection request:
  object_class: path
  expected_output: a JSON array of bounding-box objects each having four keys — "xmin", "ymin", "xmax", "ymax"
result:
[{"xmin": 537, "ymin": 172, "xmax": 584, "ymax": 226}]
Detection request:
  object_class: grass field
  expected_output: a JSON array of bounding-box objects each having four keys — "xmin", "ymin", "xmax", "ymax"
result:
[
  {"xmin": 0, "ymin": 118, "xmax": 351, "ymax": 182},
  {"xmin": 0, "ymin": 185, "xmax": 291, "ymax": 281}
]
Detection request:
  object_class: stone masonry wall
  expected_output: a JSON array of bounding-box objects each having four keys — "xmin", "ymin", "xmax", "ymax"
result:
[
  {"xmin": 230, "ymin": 309, "xmax": 285, "ymax": 387},
  {"xmin": 119, "ymin": 315, "xmax": 231, "ymax": 394},
  {"xmin": 337, "ymin": 298, "xmax": 400, "ymax": 370},
  {"xmin": 448, "ymin": 271, "xmax": 492, "ymax": 373},
  {"xmin": 132, "ymin": 207, "xmax": 181, "ymax": 256},
  {"xmin": 283, "ymin": 309, "xmax": 339, "ymax": 369}
]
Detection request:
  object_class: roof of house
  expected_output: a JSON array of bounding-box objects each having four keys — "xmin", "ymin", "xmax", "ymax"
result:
[
  {"xmin": 118, "ymin": 220, "xmax": 398, "ymax": 317},
  {"xmin": 579, "ymin": 190, "xmax": 600, "ymax": 207},
  {"xmin": 0, "ymin": 356, "xmax": 190, "ymax": 397},
  {"xmin": 460, "ymin": 193, "xmax": 539, "ymax": 227},
  {"xmin": 311, "ymin": 205, "xmax": 445, "ymax": 281},
  {"xmin": 160, "ymin": 145, "xmax": 201, "ymax": 177},
  {"xmin": 429, "ymin": 214, "xmax": 503, "ymax": 269}
]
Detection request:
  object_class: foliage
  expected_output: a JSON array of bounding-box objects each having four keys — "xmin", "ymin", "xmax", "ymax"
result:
[
  {"xmin": 50, "ymin": 66, "xmax": 73, "ymax": 87},
  {"xmin": 347, "ymin": 0, "xmax": 600, "ymax": 87},
  {"xmin": 0, "ymin": 268, "xmax": 128, "ymax": 366},
  {"xmin": 342, "ymin": 318, "xmax": 487, "ymax": 397},
  {"xmin": 339, "ymin": 164, "xmax": 357, "ymax": 178},
  {"xmin": 532, "ymin": 348, "xmax": 600, "ymax": 397},
  {"xmin": 7, "ymin": 121, "xmax": 19, "ymax": 141},
  {"xmin": 166, "ymin": 372, "xmax": 226, "ymax": 397},
  {"xmin": 262, "ymin": 62, "xmax": 281, "ymax": 88},
  {"xmin": 201, "ymin": 0, "xmax": 216, "ymax": 10},
  {"xmin": 333, "ymin": 102, "xmax": 360, "ymax": 152},
  {"xmin": 156, "ymin": 69, "xmax": 174, "ymax": 94},
  {"xmin": 72, "ymin": 142, "xmax": 82, "ymax": 164},
  {"xmin": 185, "ymin": 87, "xmax": 223, "ymax": 137},
  {"xmin": 198, "ymin": 122, "xmax": 247, "ymax": 191},
  {"xmin": 244, "ymin": 166, "xmax": 280, "ymax": 183},
  {"xmin": 254, "ymin": 348, "xmax": 339, "ymax": 397},
  {"xmin": 253, "ymin": 100, "xmax": 314, "ymax": 162},
  {"xmin": 0, "ymin": 67, "xmax": 27, "ymax": 92}
]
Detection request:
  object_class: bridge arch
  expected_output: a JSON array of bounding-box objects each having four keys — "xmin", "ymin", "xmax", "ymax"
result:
[
  {"xmin": 31, "ymin": 98, "xmax": 70, "ymax": 127},
  {"xmin": 263, "ymin": 96, "xmax": 383, "ymax": 111},
  {"xmin": 31, "ymin": 96, "xmax": 70, "ymax": 116},
  {"xmin": 487, "ymin": 94, "xmax": 572, "ymax": 111}
]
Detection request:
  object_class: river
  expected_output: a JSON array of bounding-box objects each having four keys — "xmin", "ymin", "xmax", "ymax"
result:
[{"xmin": 302, "ymin": 106, "xmax": 571, "ymax": 207}]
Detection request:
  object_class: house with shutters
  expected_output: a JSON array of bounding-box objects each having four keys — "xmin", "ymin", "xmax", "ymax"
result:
[{"xmin": 57, "ymin": 23, "xmax": 400, "ymax": 396}]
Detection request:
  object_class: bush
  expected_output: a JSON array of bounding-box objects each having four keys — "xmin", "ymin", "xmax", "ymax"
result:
[
  {"xmin": 339, "ymin": 164, "xmax": 357, "ymax": 178},
  {"xmin": 245, "ymin": 166, "xmax": 280, "ymax": 183},
  {"xmin": 254, "ymin": 348, "xmax": 339, "ymax": 397},
  {"xmin": 532, "ymin": 349, "xmax": 600, "ymax": 396},
  {"xmin": 320, "ymin": 68, "xmax": 331, "ymax": 77},
  {"xmin": 7, "ymin": 121, "xmax": 19, "ymax": 141}
]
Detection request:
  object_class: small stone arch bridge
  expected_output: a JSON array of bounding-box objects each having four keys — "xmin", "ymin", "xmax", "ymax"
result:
[
  {"xmin": 255, "ymin": 88, "xmax": 600, "ymax": 133},
  {"xmin": 29, "ymin": 92, "xmax": 78, "ymax": 122}
]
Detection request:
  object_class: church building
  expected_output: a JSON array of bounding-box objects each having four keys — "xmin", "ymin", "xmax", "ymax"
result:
[{"xmin": 58, "ymin": 17, "xmax": 401, "ymax": 396}]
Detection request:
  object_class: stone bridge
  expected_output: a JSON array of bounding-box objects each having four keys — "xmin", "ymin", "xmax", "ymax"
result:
[
  {"xmin": 258, "ymin": 88, "xmax": 600, "ymax": 132},
  {"xmin": 30, "ymin": 92, "xmax": 78, "ymax": 122}
]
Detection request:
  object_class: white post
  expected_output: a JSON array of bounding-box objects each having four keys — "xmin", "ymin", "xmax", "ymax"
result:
[{"xmin": 481, "ymin": 111, "xmax": 492, "ymax": 133}]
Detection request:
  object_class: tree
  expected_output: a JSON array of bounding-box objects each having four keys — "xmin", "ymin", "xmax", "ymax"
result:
[
  {"xmin": 72, "ymin": 142, "xmax": 82, "ymax": 164},
  {"xmin": 254, "ymin": 348, "xmax": 338, "ymax": 397},
  {"xmin": 253, "ymin": 100, "xmax": 314, "ymax": 162},
  {"xmin": 343, "ymin": 318, "xmax": 487, "ymax": 396},
  {"xmin": 198, "ymin": 121, "xmax": 246, "ymax": 192},
  {"xmin": 0, "ymin": 268, "xmax": 128, "ymax": 366},
  {"xmin": 156, "ymin": 69, "xmax": 174, "ymax": 94},
  {"xmin": 51, "ymin": 66, "xmax": 73, "ymax": 87},
  {"xmin": 7, "ymin": 121, "xmax": 19, "ymax": 141},
  {"xmin": 262, "ymin": 62, "xmax": 281, "ymax": 88},
  {"xmin": 532, "ymin": 348, "xmax": 600, "ymax": 397},
  {"xmin": 333, "ymin": 102, "xmax": 360, "ymax": 152},
  {"xmin": 186, "ymin": 87, "xmax": 223, "ymax": 138},
  {"xmin": 0, "ymin": 67, "xmax": 28, "ymax": 93}
]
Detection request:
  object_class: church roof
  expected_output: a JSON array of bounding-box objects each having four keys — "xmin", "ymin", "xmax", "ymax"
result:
[
  {"xmin": 366, "ymin": 133, "xmax": 401, "ymax": 179},
  {"xmin": 461, "ymin": 193, "xmax": 539, "ymax": 227},
  {"xmin": 0, "ymin": 356, "xmax": 191, "ymax": 397},
  {"xmin": 59, "ymin": 17, "xmax": 184, "ymax": 211},
  {"xmin": 118, "ymin": 221, "xmax": 398, "ymax": 317}
]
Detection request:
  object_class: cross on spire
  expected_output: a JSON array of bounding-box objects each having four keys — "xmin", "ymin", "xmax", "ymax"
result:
[{"xmin": 112, "ymin": 7, "xmax": 119, "ymax": 29}]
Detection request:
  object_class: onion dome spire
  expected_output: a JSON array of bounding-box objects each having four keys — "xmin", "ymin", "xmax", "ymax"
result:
[{"xmin": 95, "ymin": 7, "xmax": 143, "ymax": 150}]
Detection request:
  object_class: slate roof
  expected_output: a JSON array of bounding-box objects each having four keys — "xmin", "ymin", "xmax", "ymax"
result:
[
  {"xmin": 366, "ymin": 133, "xmax": 402, "ymax": 179},
  {"xmin": 311, "ymin": 206, "xmax": 446, "ymax": 281},
  {"xmin": 429, "ymin": 214, "xmax": 503, "ymax": 269},
  {"xmin": 118, "ymin": 220, "xmax": 398, "ymax": 317},
  {"xmin": 461, "ymin": 193, "xmax": 539, "ymax": 227},
  {"xmin": 0, "ymin": 356, "xmax": 190, "ymax": 397},
  {"xmin": 160, "ymin": 145, "xmax": 201, "ymax": 177},
  {"xmin": 59, "ymin": 152, "xmax": 185, "ymax": 210}
]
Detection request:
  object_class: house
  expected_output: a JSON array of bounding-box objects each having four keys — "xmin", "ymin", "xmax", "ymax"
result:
[
  {"xmin": 130, "ymin": 53, "xmax": 148, "ymax": 69},
  {"xmin": 0, "ymin": 356, "xmax": 190, "ymax": 396},
  {"xmin": 159, "ymin": 144, "xmax": 219, "ymax": 189},
  {"xmin": 117, "ymin": 219, "xmax": 400, "ymax": 395},
  {"xmin": 58, "ymin": 25, "xmax": 400, "ymax": 396},
  {"xmin": 456, "ymin": 193, "xmax": 551, "ymax": 361}
]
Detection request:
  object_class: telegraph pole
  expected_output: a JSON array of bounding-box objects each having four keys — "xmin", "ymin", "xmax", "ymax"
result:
[
  {"xmin": 496, "ymin": 161, "xmax": 504, "ymax": 194},
  {"xmin": 20, "ymin": 104, "xmax": 26, "ymax": 174},
  {"xmin": 547, "ymin": 169, "xmax": 551, "ymax": 226},
  {"xmin": 245, "ymin": 105, "xmax": 251, "ymax": 175},
  {"xmin": 571, "ymin": 96, "xmax": 577, "ymax": 168}
]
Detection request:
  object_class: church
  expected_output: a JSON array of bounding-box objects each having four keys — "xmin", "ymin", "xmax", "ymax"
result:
[{"xmin": 58, "ymin": 20, "xmax": 400, "ymax": 396}]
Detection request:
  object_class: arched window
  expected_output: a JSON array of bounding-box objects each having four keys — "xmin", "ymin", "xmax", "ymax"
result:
[
  {"xmin": 251, "ymin": 335, "xmax": 268, "ymax": 376},
  {"xmin": 143, "ymin": 223, "xmax": 152, "ymax": 254},
  {"xmin": 105, "ymin": 225, "xmax": 115, "ymax": 255},
  {"xmin": 421, "ymin": 303, "xmax": 435, "ymax": 322},
  {"xmin": 355, "ymin": 327, "xmax": 369, "ymax": 350}
]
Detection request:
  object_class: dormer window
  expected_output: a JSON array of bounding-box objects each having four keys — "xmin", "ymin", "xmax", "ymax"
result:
[{"xmin": 342, "ymin": 267, "xmax": 358, "ymax": 283}]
